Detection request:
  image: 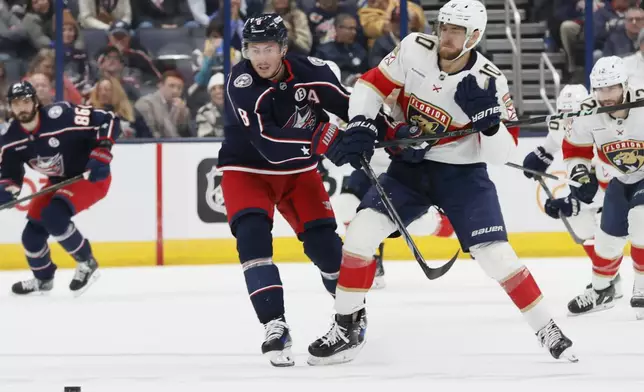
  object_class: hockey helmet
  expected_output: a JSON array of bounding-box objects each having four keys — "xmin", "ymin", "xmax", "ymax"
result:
[
  {"xmin": 556, "ymin": 84, "xmax": 588, "ymax": 112},
  {"xmin": 437, "ymin": 0, "xmax": 487, "ymax": 60},
  {"xmin": 590, "ymin": 56, "xmax": 629, "ymax": 104},
  {"xmin": 242, "ymin": 13, "xmax": 288, "ymax": 58},
  {"xmin": 7, "ymin": 81, "xmax": 37, "ymax": 103}
]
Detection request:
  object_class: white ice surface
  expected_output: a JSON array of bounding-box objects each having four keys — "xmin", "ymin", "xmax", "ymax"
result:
[{"xmin": 1, "ymin": 258, "xmax": 643, "ymax": 392}]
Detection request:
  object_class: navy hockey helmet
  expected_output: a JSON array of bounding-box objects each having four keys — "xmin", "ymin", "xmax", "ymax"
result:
[
  {"xmin": 7, "ymin": 81, "xmax": 37, "ymax": 103},
  {"xmin": 242, "ymin": 13, "xmax": 288, "ymax": 57}
]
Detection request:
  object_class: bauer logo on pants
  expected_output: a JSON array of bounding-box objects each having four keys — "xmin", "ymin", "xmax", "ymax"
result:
[{"xmin": 197, "ymin": 158, "xmax": 228, "ymax": 223}]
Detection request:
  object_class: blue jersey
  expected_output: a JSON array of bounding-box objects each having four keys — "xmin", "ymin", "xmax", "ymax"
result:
[
  {"xmin": 0, "ymin": 102, "xmax": 120, "ymax": 189},
  {"xmin": 220, "ymin": 54, "xmax": 350, "ymax": 175}
]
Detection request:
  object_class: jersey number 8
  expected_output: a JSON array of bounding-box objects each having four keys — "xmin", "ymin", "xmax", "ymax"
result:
[{"xmin": 74, "ymin": 106, "xmax": 91, "ymax": 126}]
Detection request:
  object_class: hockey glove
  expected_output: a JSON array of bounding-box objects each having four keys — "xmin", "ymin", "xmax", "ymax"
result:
[
  {"xmin": 522, "ymin": 146, "xmax": 554, "ymax": 179},
  {"xmin": 454, "ymin": 74, "xmax": 501, "ymax": 134},
  {"xmin": 85, "ymin": 148, "xmax": 113, "ymax": 183},
  {"xmin": 385, "ymin": 123, "xmax": 430, "ymax": 163},
  {"xmin": 312, "ymin": 122, "xmax": 342, "ymax": 160},
  {"xmin": 544, "ymin": 196, "xmax": 580, "ymax": 219},
  {"xmin": 324, "ymin": 116, "xmax": 378, "ymax": 169},
  {"xmin": 569, "ymin": 164, "xmax": 598, "ymax": 204},
  {"xmin": 0, "ymin": 185, "xmax": 16, "ymax": 205}
]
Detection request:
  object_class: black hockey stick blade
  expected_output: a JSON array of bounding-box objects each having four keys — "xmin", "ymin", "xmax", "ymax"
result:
[
  {"xmin": 376, "ymin": 127, "xmax": 480, "ymax": 149},
  {"xmin": 537, "ymin": 176, "xmax": 585, "ymax": 245},
  {"xmin": 0, "ymin": 174, "xmax": 84, "ymax": 212},
  {"xmin": 360, "ymin": 156, "xmax": 458, "ymax": 280},
  {"xmin": 504, "ymin": 162, "xmax": 582, "ymax": 187}
]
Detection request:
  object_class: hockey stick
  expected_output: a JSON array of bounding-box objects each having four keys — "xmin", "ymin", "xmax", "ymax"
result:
[
  {"xmin": 376, "ymin": 99, "xmax": 644, "ymax": 149},
  {"xmin": 359, "ymin": 156, "xmax": 459, "ymax": 280},
  {"xmin": 536, "ymin": 176, "xmax": 584, "ymax": 244},
  {"xmin": 504, "ymin": 162, "xmax": 582, "ymax": 188},
  {"xmin": 0, "ymin": 174, "xmax": 84, "ymax": 212}
]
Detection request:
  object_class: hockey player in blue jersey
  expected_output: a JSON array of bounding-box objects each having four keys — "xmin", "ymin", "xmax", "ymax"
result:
[{"xmin": 0, "ymin": 81, "xmax": 121, "ymax": 296}]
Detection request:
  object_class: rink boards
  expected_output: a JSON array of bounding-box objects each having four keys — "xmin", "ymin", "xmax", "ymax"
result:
[{"xmin": 0, "ymin": 138, "xmax": 624, "ymax": 269}]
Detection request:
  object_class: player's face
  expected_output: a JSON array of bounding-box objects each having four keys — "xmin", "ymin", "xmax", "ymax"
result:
[
  {"xmin": 594, "ymin": 85, "xmax": 624, "ymax": 107},
  {"xmin": 438, "ymin": 23, "xmax": 467, "ymax": 60},
  {"xmin": 247, "ymin": 42, "xmax": 284, "ymax": 79},
  {"xmin": 10, "ymin": 97, "xmax": 37, "ymax": 123}
]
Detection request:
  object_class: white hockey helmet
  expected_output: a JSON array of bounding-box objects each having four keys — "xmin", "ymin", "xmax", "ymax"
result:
[
  {"xmin": 437, "ymin": 0, "xmax": 487, "ymax": 60},
  {"xmin": 556, "ymin": 84, "xmax": 588, "ymax": 112},
  {"xmin": 590, "ymin": 56, "xmax": 628, "ymax": 94}
]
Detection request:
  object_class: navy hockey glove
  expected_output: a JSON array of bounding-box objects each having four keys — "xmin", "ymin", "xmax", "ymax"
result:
[
  {"xmin": 326, "ymin": 116, "xmax": 378, "ymax": 169},
  {"xmin": 312, "ymin": 123, "xmax": 343, "ymax": 163},
  {"xmin": 569, "ymin": 164, "xmax": 598, "ymax": 204},
  {"xmin": 385, "ymin": 123, "xmax": 430, "ymax": 163},
  {"xmin": 544, "ymin": 196, "xmax": 580, "ymax": 219},
  {"xmin": 85, "ymin": 148, "xmax": 113, "ymax": 183},
  {"xmin": 454, "ymin": 74, "xmax": 501, "ymax": 134},
  {"xmin": 522, "ymin": 146, "xmax": 554, "ymax": 179},
  {"xmin": 0, "ymin": 185, "xmax": 16, "ymax": 205}
]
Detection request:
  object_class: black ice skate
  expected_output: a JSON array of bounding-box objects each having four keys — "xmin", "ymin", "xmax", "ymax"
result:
[
  {"xmin": 372, "ymin": 243, "xmax": 386, "ymax": 290},
  {"xmin": 307, "ymin": 308, "xmax": 367, "ymax": 366},
  {"xmin": 536, "ymin": 319, "xmax": 578, "ymax": 362},
  {"xmin": 261, "ymin": 317, "xmax": 294, "ymax": 367},
  {"xmin": 568, "ymin": 284, "xmax": 616, "ymax": 316},
  {"xmin": 69, "ymin": 257, "xmax": 100, "ymax": 297},
  {"xmin": 631, "ymin": 286, "xmax": 644, "ymax": 320},
  {"xmin": 11, "ymin": 277, "xmax": 53, "ymax": 295},
  {"xmin": 585, "ymin": 273, "xmax": 623, "ymax": 299}
]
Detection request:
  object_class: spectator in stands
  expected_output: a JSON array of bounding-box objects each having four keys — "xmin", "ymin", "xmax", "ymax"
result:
[
  {"xmin": 89, "ymin": 76, "xmax": 152, "ymax": 138},
  {"xmin": 56, "ymin": 9, "xmax": 89, "ymax": 91},
  {"xmin": 369, "ymin": 6, "xmax": 404, "ymax": 68},
  {"xmin": 358, "ymin": 0, "xmax": 425, "ymax": 48},
  {"xmin": 78, "ymin": 0, "xmax": 132, "ymax": 30},
  {"xmin": 308, "ymin": 0, "xmax": 358, "ymax": 54},
  {"xmin": 0, "ymin": 0, "xmax": 23, "ymax": 54},
  {"xmin": 107, "ymin": 20, "xmax": 161, "ymax": 86},
  {"xmin": 315, "ymin": 13, "xmax": 367, "ymax": 85},
  {"xmin": 135, "ymin": 70, "xmax": 191, "ymax": 138},
  {"xmin": 196, "ymin": 72, "xmax": 224, "ymax": 137},
  {"xmin": 28, "ymin": 72, "xmax": 54, "ymax": 106},
  {"xmin": 133, "ymin": 0, "xmax": 192, "ymax": 28},
  {"xmin": 265, "ymin": 0, "xmax": 312, "ymax": 54},
  {"xmin": 20, "ymin": 0, "xmax": 53, "ymax": 49},
  {"xmin": 211, "ymin": 0, "xmax": 244, "ymax": 50},
  {"xmin": 603, "ymin": 7, "xmax": 644, "ymax": 56},
  {"xmin": 194, "ymin": 16, "xmax": 242, "ymax": 88},
  {"xmin": 94, "ymin": 45, "xmax": 140, "ymax": 101},
  {"xmin": 28, "ymin": 48, "xmax": 83, "ymax": 104},
  {"xmin": 0, "ymin": 61, "xmax": 8, "ymax": 123},
  {"xmin": 624, "ymin": 28, "xmax": 644, "ymax": 84},
  {"xmin": 187, "ymin": 0, "xmax": 219, "ymax": 26}
]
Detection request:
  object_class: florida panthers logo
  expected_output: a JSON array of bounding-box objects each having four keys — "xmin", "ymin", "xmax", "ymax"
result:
[
  {"xmin": 28, "ymin": 154, "xmax": 64, "ymax": 177},
  {"xmin": 406, "ymin": 94, "xmax": 452, "ymax": 145},
  {"xmin": 284, "ymin": 104, "xmax": 317, "ymax": 130},
  {"xmin": 601, "ymin": 140, "xmax": 644, "ymax": 174}
]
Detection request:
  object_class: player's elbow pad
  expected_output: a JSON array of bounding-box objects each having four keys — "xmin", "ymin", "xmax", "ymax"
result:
[{"xmin": 479, "ymin": 122, "xmax": 515, "ymax": 165}]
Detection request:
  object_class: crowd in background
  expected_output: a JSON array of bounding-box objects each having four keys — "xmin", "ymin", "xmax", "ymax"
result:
[
  {"xmin": 530, "ymin": 0, "xmax": 644, "ymax": 83},
  {"xmin": 0, "ymin": 0, "xmax": 431, "ymax": 139}
]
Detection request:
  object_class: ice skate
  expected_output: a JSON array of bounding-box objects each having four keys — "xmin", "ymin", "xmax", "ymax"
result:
[
  {"xmin": 261, "ymin": 317, "xmax": 294, "ymax": 367},
  {"xmin": 11, "ymin": 277, "xmax": 53, "ymax": 295},
  {"xmin": 371, "ymin": 243, "xmax": 386, "ymax": 290},
  {"xmin": 585, "ymin": 273, "xmax": 623, "ymax": 299},
  {"xmin": 308, "ymin": 308, "xmax": 367, "ymax": 366},
  {"xmin": 568, "ymin": 283, "xmax": 616, "ymax": 316},
  {"xmin": 631, "ymin": 286, "xmax": 644, "ymax": 320},
  {"xmin": 69, "ymin": 257, "xmax": 100, "ymax": 297},
  {"xmin": 536, "ymin": 319, "xmax": 578, "ymax": 362}
]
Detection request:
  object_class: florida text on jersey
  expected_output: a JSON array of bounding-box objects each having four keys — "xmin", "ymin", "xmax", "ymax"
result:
[
  {"xmin": 220, "ymin": 54, "xmax": 350, "ymax": 175},
  {"xmin": 350, "ymin": 33, "xmax": 520, "ymax": 165}
]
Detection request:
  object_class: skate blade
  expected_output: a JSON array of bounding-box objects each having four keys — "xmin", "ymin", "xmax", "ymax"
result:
[
  {"xmin": 11, "ymin": 290, "xmax": 52, "ymax": 297},
  {"xmin": 72, "ymin": 269, "xmax": 101, "ymax": 298},
  {"xmin": 559, "ymin": 347, "xmax": 579, "ymax": 363},
  {"xmin": 634, "ymin": 308, "xmax": 644, "ymax": 321},
  {"xmin": 264, "ymin": 347, "xmax": 294, "ymax": 367},
  {"xmin": 371, "ymin": 276, "xmax": 386, "ymax": 290},
  {"xmin": 307, "ymin": 340, "xmax": 366, "ymax": 366},
  {"xmin": 567, "ymin": 301, "xmax": 615, "ymax": 317}
]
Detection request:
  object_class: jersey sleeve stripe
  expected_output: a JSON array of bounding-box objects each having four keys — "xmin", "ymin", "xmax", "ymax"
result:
[
  {"xmin": 360, "ymin": 67, "xmax": 401, "ymax": 98},
  {"xmin": 294, "ymin": 81, "xmax": 350, "ymax": 99},
  {"xmin": 562, "ymin": 138, "xmax": 594, "ymax": 160}
]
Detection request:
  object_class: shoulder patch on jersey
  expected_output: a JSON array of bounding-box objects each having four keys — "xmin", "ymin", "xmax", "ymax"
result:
[
  {"xmin": 48, "ymin": 105, "xmax": 63, "ymax": 119},
  {"xmin": 234, "ymin": 73, "xmax": 253, "ymax": 88},
  {"xmin": 308, "ymin": 56, "xmax": 326, "ymax": 66}
]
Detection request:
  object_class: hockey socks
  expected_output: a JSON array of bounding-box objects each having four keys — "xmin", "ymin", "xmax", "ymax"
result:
[
  {"xmin": 335, "ymin": 251, "xmax": 376, "ymax": 315},
  {"xmin": 591, "ymin": 252, "xmax": 623, "ymax": 290},
  {"xmin": 243, "ymin": 258, "xmax": 285, "ymax": 324},
  {"xmin": 500, "ymin": 266, "xmax": 549, "ymax": 332},
  {"xmin": 632, "ymin": 245, "xmax": 644, "ymax": 289},
  {"xmin": 22, "ymin": 221, "xmax": 56, "ymax": 280}
]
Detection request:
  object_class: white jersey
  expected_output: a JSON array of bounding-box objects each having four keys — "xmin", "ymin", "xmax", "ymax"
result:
[
  {"xmin": 349, "ymin": 33, "xmax": 519, "ymax": 165},
  {"xmin": 563, "ymin": 87, "xmax": 644, "ymax": 184}
]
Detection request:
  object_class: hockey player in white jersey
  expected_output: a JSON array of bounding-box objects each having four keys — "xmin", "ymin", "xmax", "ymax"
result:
[
  {"xmin": 306, "ymin": 0, "xmax": 577, "ymax": 365},
  {"xmin": 522, "ymin": 85, "xmax": 624, "ymax": 298},
  {"xmin": 559, "ymin": 56, "xmax": 644, "ymax": 319}
]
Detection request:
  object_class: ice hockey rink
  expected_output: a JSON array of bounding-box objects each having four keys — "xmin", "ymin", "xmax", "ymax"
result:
[{"xmin": 0, "ymin": 258, "xmax": 642, "ymax": 392}]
